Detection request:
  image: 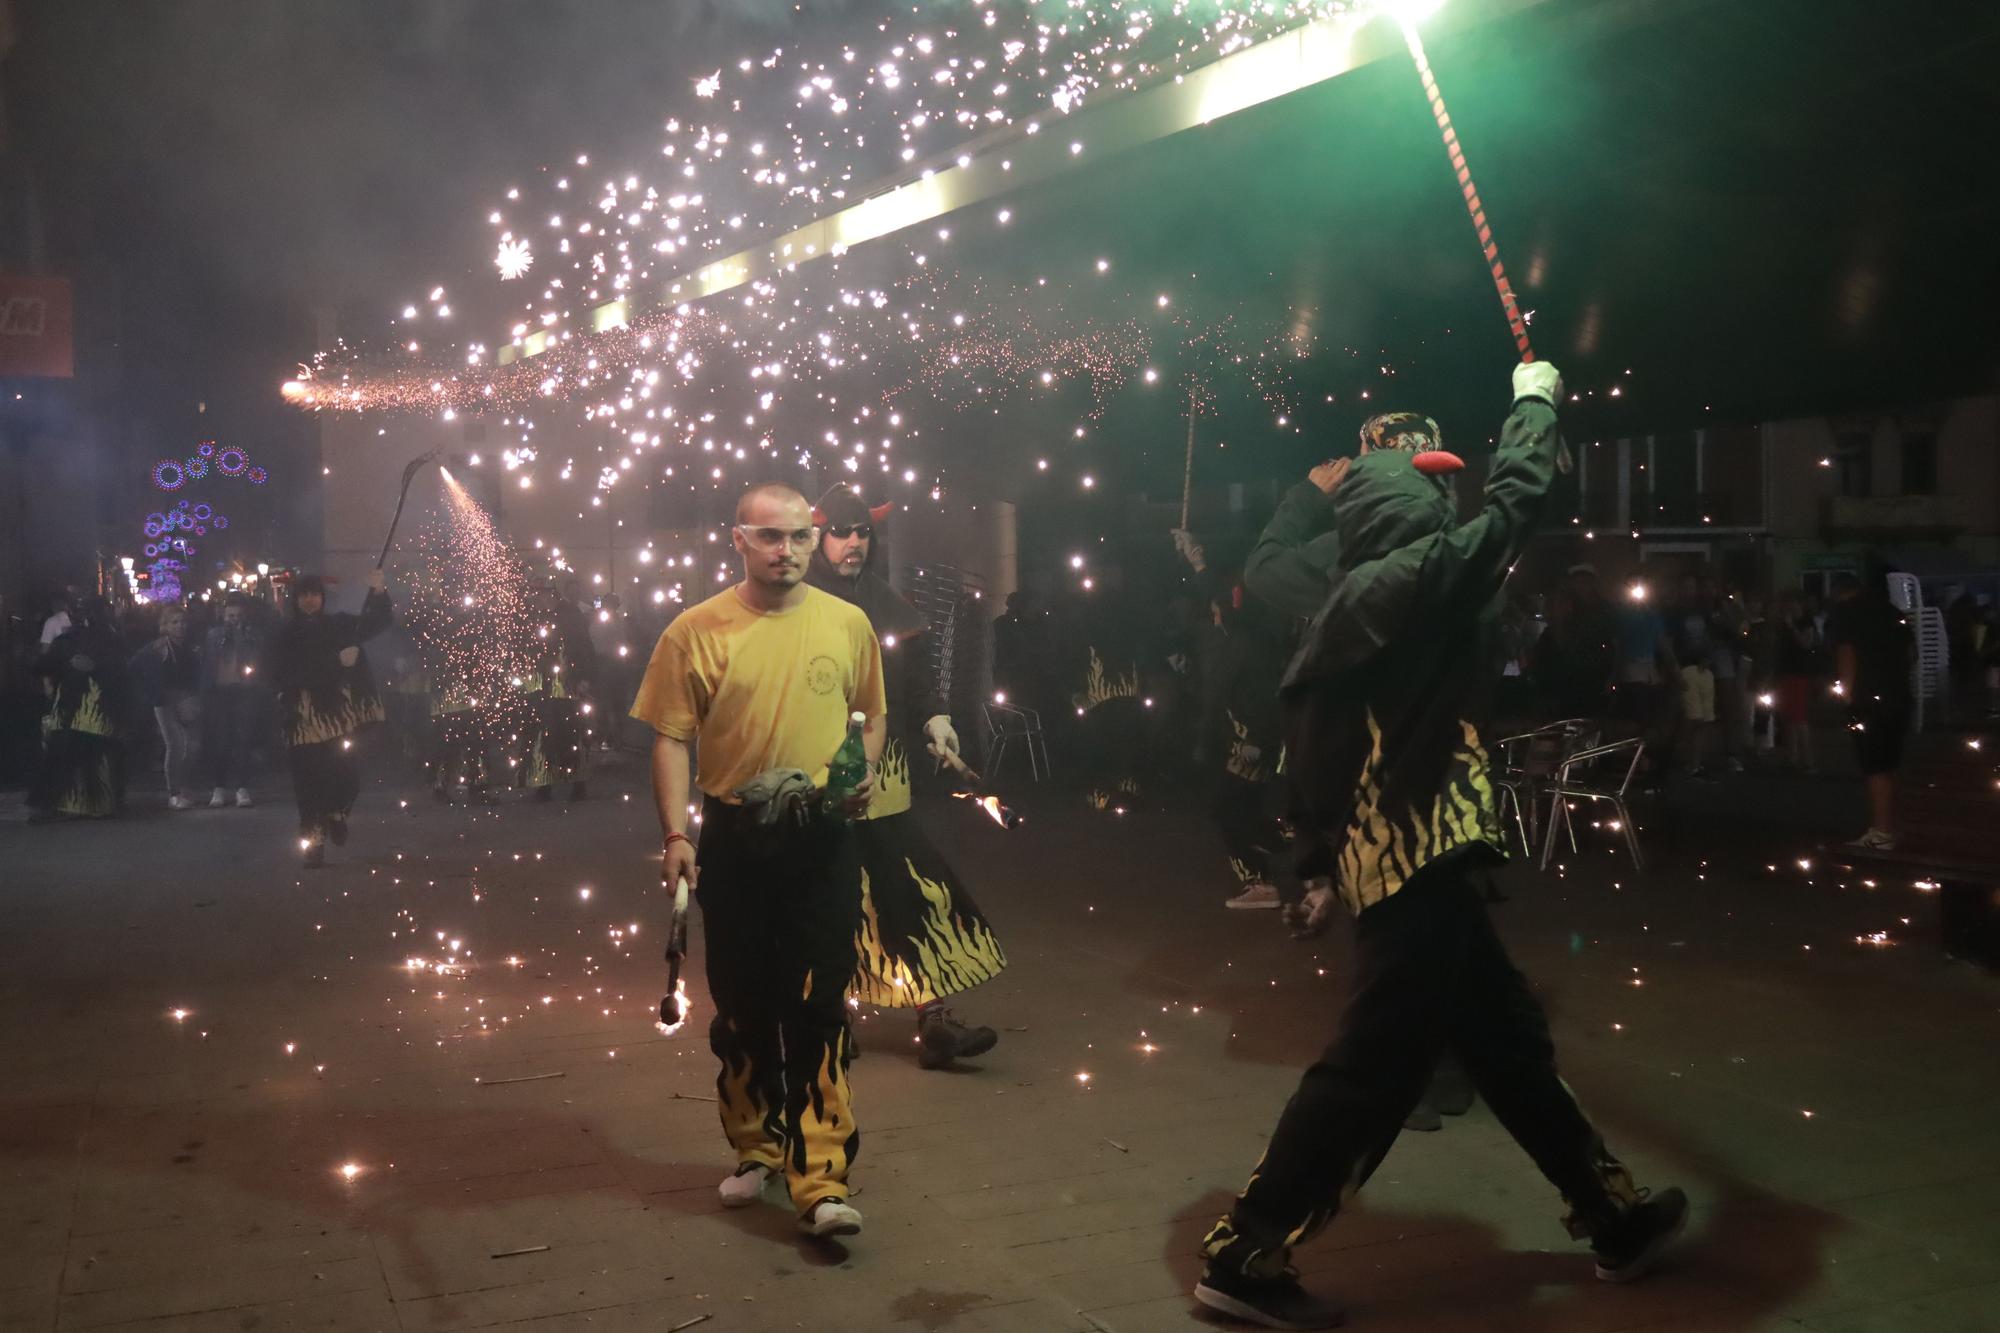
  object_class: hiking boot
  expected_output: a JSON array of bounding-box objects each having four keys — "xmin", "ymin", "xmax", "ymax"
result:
[
  {"xmin": 917, "ymin": 1007, "xmax": 998, "ymax": 1069},
  {"xmin": 1226, "ymin": 882, "xmax": 1282, "ymax": 910},
  {"xmin": 799, "ymin": 1198, "xmax": 863, "ymax": 1238},
  {"xmin": 1194, "ymin": 1266, "xmax": 1344, "ymax": 1330},
  {"xmin": 717, "ymin": 1162, "xmax": 771, "ymax": 1208},
  {"xmin": 1591, "ymin": 1186, "xmax": 1689, "ymax": 1283}
]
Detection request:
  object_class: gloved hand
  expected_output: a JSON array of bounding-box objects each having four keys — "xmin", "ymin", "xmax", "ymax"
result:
[
  {"xmin": 1512, "ymin": 360, "xmax": 1564, "ymax": 407},
  {"xmin": 1283, "ymin": 878, "xmax": 1338, "ymax": 940},
  {"xmin": 338, "ymin": 646, "xmax": 360, "ymax": 668},
  {"xmin": 1171, "ymin": 528, "xmax": 1206, "ymax": 572},
  {"xmin": 923, "ymin": 714, "xmax": 959, "ymax": 761}
]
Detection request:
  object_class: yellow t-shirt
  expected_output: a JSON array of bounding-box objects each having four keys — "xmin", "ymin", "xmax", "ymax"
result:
[{"xmin": 631, "ymin": 584, "xmax": 887, "ymax": 798}]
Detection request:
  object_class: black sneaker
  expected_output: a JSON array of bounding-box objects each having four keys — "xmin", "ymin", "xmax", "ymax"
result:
[
  {"xmin": 916, "ymin": 1007, "xmax": 999, "ymax": 1070},
  {"xmin": 534, "ymin": 786, "xmax": 553, "ymax": 803},
  {"xmin": 1592, "ymin": 1186, "xmax": 1689, "ymax": 1283},
  {"xmin": 568, "ymin": 781, "xmax": 589, "ymax": 801},
  {"xmin": 302, "ymin": 841, "xmax": 326, "ymax": 869},
  {"xmin": 1402, "ymin": 1101, "xmax": 1443, "ymax": 1132},
  {"xmin": 327, "ymin": 815, "xmax": 349, "ymax": 846},
  {"xmin": 1194, "ymin": 1267, "xmax": 1344, "ymax": 1330}
]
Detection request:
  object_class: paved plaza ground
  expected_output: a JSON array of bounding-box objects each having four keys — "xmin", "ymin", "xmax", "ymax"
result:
[{"xmin": 4, "ymin": 745, "xmax": 1998, "ymax": 1333}]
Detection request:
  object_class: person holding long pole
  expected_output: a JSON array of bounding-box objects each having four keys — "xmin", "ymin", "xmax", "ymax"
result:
[
  {"xmin": 268, "ymin": 571, "xmax": 391, "ymax": 867},
  {"xmin": 1194, "ymin": 363, "xmax": 1686, "ymax": 1330}
]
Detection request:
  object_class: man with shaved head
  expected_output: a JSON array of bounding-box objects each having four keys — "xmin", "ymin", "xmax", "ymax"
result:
[{"xmin": 632, "ymin": 481, "xmax": 887, "ymax": 1238}]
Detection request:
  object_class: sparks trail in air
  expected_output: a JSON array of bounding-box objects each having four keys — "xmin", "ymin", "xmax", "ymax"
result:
[
  {"xmin": 282, "ymin": 4, "xmax": 1372, "ymax": 475},
  {"xmin": 401, "ymin": 471, "xmax": 551, "ymax": 781}
]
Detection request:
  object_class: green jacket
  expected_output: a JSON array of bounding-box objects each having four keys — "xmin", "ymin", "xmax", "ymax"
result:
[
  {"xmin": 1282, "ymin": 400, "xmax": 1567, "ymax": 914},
  {"xmin": 1244, "ymin": 481, "xmax": 1342, "ymax": 621}
]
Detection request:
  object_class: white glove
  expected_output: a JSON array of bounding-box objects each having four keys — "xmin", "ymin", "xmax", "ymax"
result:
[
  {"xmin": 338, "ymin": 646, "xmax": 360, "ymax": 668},
  {"xmin": 1284, "ymin": 879, "xmax": 1337, "ymax": 940},
  {"xmin": 923, "ymin": 714, "xmax": 959, "ymax": 759},
  {"xmin": 1512, "ymin": 360, "xmax": 1563, "ymax": 407},
  {"xmin": 1171, "ymin": 528, "xmax": 1206, "ymax": 571}
]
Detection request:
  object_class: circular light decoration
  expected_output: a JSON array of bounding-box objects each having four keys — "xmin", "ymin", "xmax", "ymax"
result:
[
  {"xmin": 197, "ymin": 440, "xmax": 216, "ymax": 458},
  {"xmin": 194, "ymin": 525, "xmax": 207, "ymax": 536},
  {"xmin": 144, "ymin": 544, "xmax": 160, "ymax": 558},
  {"xmin": 247, "ymin": 467, "xmax": 267, "ymax": 485},
  {"xmin": 153, "ymin": 460, "xmax": 186, "ymax": 491},
  {"xmin": 217, "ymin": 447, "xmax": 249, "ymax": 475},
  {"xmin": 144, "ymin": 519, "xmax": 164, "ymax": 539},
  {"xmin": 192, "ymin": 503, "xmax": 213, "ymax": 521},
  {"xmin": 215, "ymin": 515, "xmax": 230, "ymax": 529},
  {"xmin": 185, "ymin": 454, "xmax": 209, "ymax": 480}
]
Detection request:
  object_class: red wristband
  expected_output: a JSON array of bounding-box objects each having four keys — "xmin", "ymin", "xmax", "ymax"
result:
[{"xmin": 664, "ymin": 831, "xmax": 691, "ymax": 848}]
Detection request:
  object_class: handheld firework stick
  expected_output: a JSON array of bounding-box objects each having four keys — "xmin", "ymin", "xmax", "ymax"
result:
[
  {"xmin": 934, "ymin": 745, "xmax": 984, "ymax": 787},
  {"xmin": 657, "ymin": 875, "xmax": 693, "ymax": 1033},
  {"xmin": 1179, "ymin": 400, "xmax": 1198, "ymax": 529},
  {"xmin": 1397, "ymin": 20, "xmax": 1535, "ymax": 362},
  {"xmin": 376, "ymin": 450, "xmax": 440, "ymax": 569}
]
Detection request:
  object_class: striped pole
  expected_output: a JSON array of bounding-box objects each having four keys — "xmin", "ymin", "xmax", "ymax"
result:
[{"xmin": 1400, "ymin": 21, "xmax": 1535, "ymax": 362}]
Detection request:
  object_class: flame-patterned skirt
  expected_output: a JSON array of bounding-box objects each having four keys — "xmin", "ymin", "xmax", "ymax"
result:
[{"xmin": 849, "ymin": 809, "xmax": 1008, "ymax": 1008}]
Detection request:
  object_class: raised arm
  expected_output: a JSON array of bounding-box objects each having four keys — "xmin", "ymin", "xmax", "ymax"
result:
[{"xmin": 1244, "ymin": 466, "xmax": 1348, "ymax": 620}]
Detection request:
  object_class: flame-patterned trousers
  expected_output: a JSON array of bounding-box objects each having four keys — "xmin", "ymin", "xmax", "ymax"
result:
[
  {"xmin": 696, "ymin": 798, "xmax": 862, "ymax": 1215},
  {"xmin": 849, "ymin": 810, "xmax": 1008, "ymax": 1008},
  {"xmin": 288, "ymin": 735, "xmax": 361, "ymax": 841},
  {"xmin": 1204, "ymin": 857, "xmax": 1642, "ymax": 1278},
  {"xmin": 1214, "ymin": 772, "xmax": 1283, "ymax": 890}
]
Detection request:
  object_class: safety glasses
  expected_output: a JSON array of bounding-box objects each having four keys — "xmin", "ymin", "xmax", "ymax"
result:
[{"xmin": 733, "ymin": 525, "xmax": 816, "ymax": 550}]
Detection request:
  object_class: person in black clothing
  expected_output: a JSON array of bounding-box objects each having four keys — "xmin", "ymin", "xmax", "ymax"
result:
[
  {"xmin": 1174, "ymin": 532, "xmax": 1293, "ymax": 910},
  {"xmin": 1827, "ymin": 573, "xmax": 1915, "ymax": 850},
  {"xmin": 201, "ymin": 594, "xmax": 267, "ymax": 806},
  {"xmin": 129, "ymin": 604, "xmax": 202, "ymax": 809},
  {"xmin": 30, "ymin": 596, "xmax": 129, "ymax": 819},
  {"xmin": 1194, "ymin": 363, "xmax": 1685, "ymax": 1331},
  {"xmin": 268, "ymin": 571, "xmax": 392, "ymax": 867},
  {"xmin": 806, "ymin": 485, "xmax": 1006, "ymax": 1069}
]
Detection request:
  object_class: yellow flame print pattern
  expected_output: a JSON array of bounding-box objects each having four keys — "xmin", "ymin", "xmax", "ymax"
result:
[
  {"xmin": 849, "ymin": 837, "xmax": 1008, "ymax": 1008},
  {"xmin": 864, "ymin": 738, "xmax": 913, "ymax": 819},
  {"xmin": 1072, "ymin": 646, "xmax": 1141, "ymax": 713},
  {"xmin": 1336, "ymin": 711, "xmax": 1499, "ymax": 916},
  {"xmin": 288, "ymin": 685, "xmax": 386, "ymax": 747}
]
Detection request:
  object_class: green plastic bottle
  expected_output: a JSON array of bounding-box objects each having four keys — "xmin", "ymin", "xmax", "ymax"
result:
[{"xmin": 824, "ymin": 711, "xmax": 870, "ymax": 815}]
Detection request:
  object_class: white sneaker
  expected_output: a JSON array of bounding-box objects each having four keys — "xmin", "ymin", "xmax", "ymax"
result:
[
  {"xmin": 718, "ymin": 1163, "xmax": 771, "ymax": 1208},
  {"xmin": 235, "ymin": 788, "xmax": 254, "ymax": 808},
  {"xmin": 167, "ymin": 795, "xmax": 194, "ymax": 811},
  {"xmin": 1848, "ymin": 828, "xmax": 1897, "ymax": 852},
  {"xmin": 1225, "ymin": 882, "xmax": 1282, "ymax": 910},
  {"xmin": 799, "ymin": 1198, "xmax": 862, "ymax": 1237},
  {"xmin": 209, "ymin": 787, "xmax": 228, "ymax": 808}
]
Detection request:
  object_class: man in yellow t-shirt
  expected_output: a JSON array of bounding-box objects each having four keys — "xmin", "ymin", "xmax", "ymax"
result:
[{"xmin": 632, "ymin": 482, "xmax": 886, "ymax": 1240}]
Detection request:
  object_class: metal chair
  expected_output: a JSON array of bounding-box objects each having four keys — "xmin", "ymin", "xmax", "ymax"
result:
[
  {"xmin": 981, "ymin": 701, "xmax": 1050, "ymax": 782},
  {"xmin": 1539, "ymin": 737, "xmax": 1646, "ymax": 871},
  {"xmin": 1493, "ymin": 718, "xmax": 1599, "ymax": 855}
]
